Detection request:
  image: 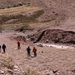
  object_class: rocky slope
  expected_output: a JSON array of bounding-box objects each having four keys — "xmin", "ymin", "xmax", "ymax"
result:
[
  {"xmin": 28, "ymin": 29, "xmax": 75, "ymax": 45},
  {"xmin": 0, "ymin": 0, "xmax": 75, "ymax": 24}
]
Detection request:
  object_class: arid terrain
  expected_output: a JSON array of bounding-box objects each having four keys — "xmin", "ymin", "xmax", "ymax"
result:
[
  {"xmin": 0, "ymin": 0, "xmax": 75, "ymax": 75},
  {"xmin": 0, "ymin": 31, "xmax": 75, "ymax": 75}
]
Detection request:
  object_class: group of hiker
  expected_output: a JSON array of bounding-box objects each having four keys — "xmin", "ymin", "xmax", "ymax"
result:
[
  {"xmin": 0, "ymin": 44, "xmax": 6, "ymax": 53},
  {"xmin": 17, "ymin": 41, "xmax": 37, "ymax": 57},
  {"xmin": 0, "ymin": 41, "xmax": 37, "ymax": 57},
  {"xmin": 26, "ymin": 46, "xmax": 37, "ymax": 57}
]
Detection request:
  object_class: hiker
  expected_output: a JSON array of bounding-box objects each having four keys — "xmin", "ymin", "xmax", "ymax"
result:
[
  {"xmin": 2, "ymin": 44, "xmax": 6, "ymax": 53},
  {"xmin": 17, "ymin": 41, "xmax": 21, "ymax": 49},
  {"xmin": 26, "ymin": 46, "xmax": 31, "ymax": 56},
  {"xmin": 0, "ymin": 45, "xmax": 1, "ymax": 53},
  {"xmin": 33, "ymin": 47, "xmax": 37, "ymax": 57}
]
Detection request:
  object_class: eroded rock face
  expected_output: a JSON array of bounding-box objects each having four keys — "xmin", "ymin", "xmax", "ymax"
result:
[{"xmin": 28, "ymin": 29, "xmax": 75, "ymax": 45}]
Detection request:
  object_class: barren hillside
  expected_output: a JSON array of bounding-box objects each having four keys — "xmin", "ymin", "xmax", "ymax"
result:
[
  {"xmin": 0, "ymin": 0, "xmax": 75, "ymax": 25},
  {"xmin": 0, "ymin": 6, "xmax": 43, "ymax": 24}
]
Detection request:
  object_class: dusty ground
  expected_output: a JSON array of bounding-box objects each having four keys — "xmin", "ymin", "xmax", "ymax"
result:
[
  {"xmin": 0, "ymin": 0, "xmax": 75, "ymax": 75},
  {"xmin": 0, "ymin": 31, "xmax": 75, "ymax": 75}
]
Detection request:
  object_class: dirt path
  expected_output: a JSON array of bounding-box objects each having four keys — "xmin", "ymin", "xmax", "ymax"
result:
[{"xmin": 0, "ymin": 32, "xmax": 75, "ymax": 75}]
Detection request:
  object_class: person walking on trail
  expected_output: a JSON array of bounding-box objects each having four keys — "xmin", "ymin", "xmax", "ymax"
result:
[
  {"xmin": 17, "ymin": 41, "xmax": 21, "ymax": 49},
  {"xmin": 26, "ymin": 46, "xmax": 31, "ymax": 56},
  {"xmin": 33, "ymin": 47, "xmax": 37, "ymax": 57},
  {"xmin": 0, "ymin": 45, "xmax": 1, "ymax": 53},
  {"xmin": 2, "ymin": 44, "xmax": 6, "ymax": 53}
]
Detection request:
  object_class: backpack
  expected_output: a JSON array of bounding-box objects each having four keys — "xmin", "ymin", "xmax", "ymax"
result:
[{"xmin": 33, "ymin": 48, "xmax": 37, "ymax": 52}]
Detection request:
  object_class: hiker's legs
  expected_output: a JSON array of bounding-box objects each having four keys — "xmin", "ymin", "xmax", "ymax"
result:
[
  {"xmin": 0, "ymin": 49, "xmax": 1, "ymax": 53},
  {"xmin": 34, "ymin": 52, "xmax": 37, "ymax": 57},
  {"xmin": 3, "ymin": 49, "xmax": 5, "ymax": 53},
  {"xmin": 18, "ymin": 45, "xmax": 21, "ymax": 49},
  {"xmin": 27, "ymin": 51, "xmax": 30, "ymax": 56}
]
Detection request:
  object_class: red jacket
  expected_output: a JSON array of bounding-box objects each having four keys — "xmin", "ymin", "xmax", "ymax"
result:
[
  {"xmin": 33, "ymin": 47, "xmax": 37, "ymax": 52},
  {"xmin": 17, "ymin": 41, "xmax": 20, "ymax": 45}
]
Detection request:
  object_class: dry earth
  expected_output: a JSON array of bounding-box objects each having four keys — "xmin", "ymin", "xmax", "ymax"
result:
[
  {"xmin": 0, "ymin": 0, "xmax": 75, "ymax": 75},
  {"xmin": 0, "ymin": 31, "xmax": 75, "ymax": 75}
]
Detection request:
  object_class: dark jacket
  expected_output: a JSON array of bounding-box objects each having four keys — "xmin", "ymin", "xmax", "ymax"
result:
[
  {"xmin": 2, "ymin": 44, "xmax": 6, "ymax": 49},
  {"xmin": 26, "ymin": 46, "xmax": 31, "ymax": 51}
]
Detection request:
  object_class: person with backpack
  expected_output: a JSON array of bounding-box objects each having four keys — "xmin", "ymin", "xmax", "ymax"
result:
[
  {"xmin": 26, "ymin": 46, "xmax": 31, "ymax": 56},
  {"xmin": 2, "ymin": 44, "xmax": 6, "ymax": 53},
  {"xmin": 33, "ymin": 47, "xmax": 37, "ymax": 57},
  {"xmin": 17, "ymin": 41, "xmax": 21, "ymax": 50}
]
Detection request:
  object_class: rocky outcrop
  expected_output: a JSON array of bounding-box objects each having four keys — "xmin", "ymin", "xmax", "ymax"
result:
[{"xmin": 29, "ymin": 29, "xmax": 75, "ymax": 45}]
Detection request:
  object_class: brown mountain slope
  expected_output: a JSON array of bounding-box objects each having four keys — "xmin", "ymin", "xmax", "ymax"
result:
[
  {"xmin": 0, "ymin": 0, "xmax": 31, "ymax": 8},
  {"xmin": 0, "ymin": 0, "xmax": 75, "ymax": 25},
  {"xmin": 0, "ymin": 6, "xmax": 44, "ymax": 24}
]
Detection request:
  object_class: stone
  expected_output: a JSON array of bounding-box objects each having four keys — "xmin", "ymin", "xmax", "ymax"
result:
[
  {"xmin": 49, "ymin": 70, "xmax": 55, "ymax": 75},
  {"xmin": 0, "ymin": 70, "xmax": 4, "ymax": 74}
]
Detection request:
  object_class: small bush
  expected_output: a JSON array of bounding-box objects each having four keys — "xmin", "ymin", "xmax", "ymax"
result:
[
  {"xmin": 0, "ymin": 54, "xmax": 15, "ymax": 69},
  {"xmin": 23, "ymin": 67, "xmax": 40, "ymax": 75}
]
